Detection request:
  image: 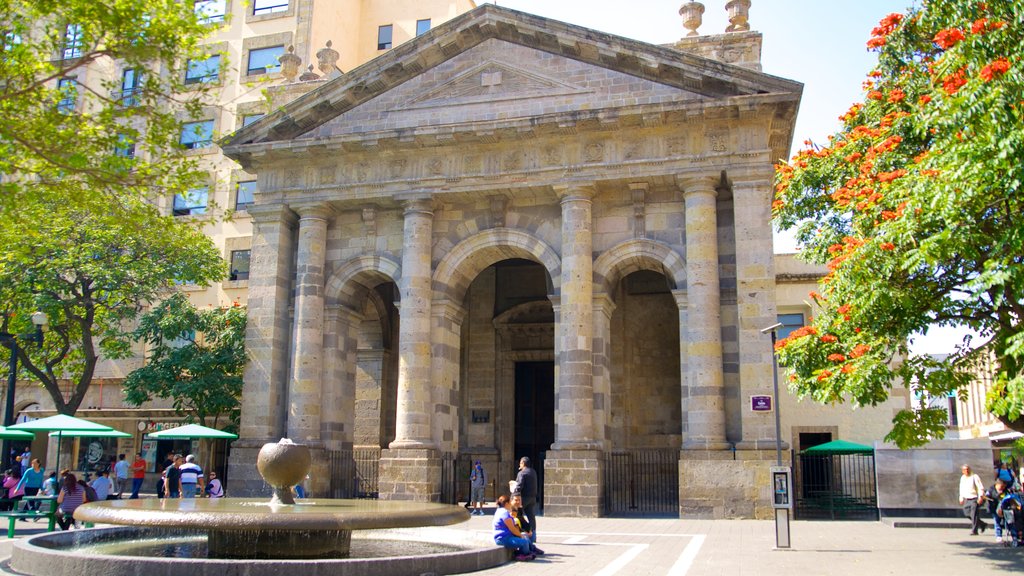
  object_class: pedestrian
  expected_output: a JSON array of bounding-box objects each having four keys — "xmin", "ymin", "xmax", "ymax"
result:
[
  {"xmin": 205, "ymin": 471, "xmax": 224, "ymax": 498},
  {"xmin": 511, "ymin": 492, "xmax": 544, "ymax": 555},
  {"xmin": 0, "ymin": 470, "xmax": 22, "ymax": 512},
  {"xmin": 156, "ymin": 451, "xmax": 175, "ymax": 498},
  {"xmin": 91, "ymin": 469, "xmax": 113, "ymax": 500},
  {"xmin": 19, "ymin": 447, "xmax": 30, "ymax": 476},
  {"xmin": 514, "ymin": 456, "xmax": 539, "ymax": 540},
  {"xmin": 42, "ymin": 472, "xmax": 58, "ymax": 496},
  {"xmin": 997, "ymin": 462, "xmax": 1017, "ymax": 489},
  {"xmin": 985, "ymin": 478, "xmax": 1010, "ymax": 542},
  {"xmin": 56, "ymin": 473, "xmax": 87, "ymax": 530},
  {"xmin": 179, "ymin": 454, "xmax": 204, "ymax": 498},
  {"xmin": 14, "ymin": 458, "xmax": 44, "ymax": 510},
  {"xmin": 77, "ymin": 477, "xmax": 98, "ymax": 503},
  {"xmin": 960, "ymin": 464, "xmax": 988, "ymax": 535},
  {"xmin": 113, "ymin": 453, "xmax": 129, "ymax": 498},
  {"xmin": 164, "ymin": 455, "xmax": 183, "ymax": 498},
  {"xmin": 470, "ymin": 460, "xmax": 487, "ymax": 515},
  {"xmin": 492, "ymin": 494, "xmax": 534, "ymax": 561},
  {"xmin": 129, "ymin": 452, "xmax": 147, "ymax": 499}
]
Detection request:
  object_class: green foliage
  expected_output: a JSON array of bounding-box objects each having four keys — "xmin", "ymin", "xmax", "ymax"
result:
[
  {"xmin": 772, "ymin": 1, "xmax": 1024, "ymax": 447},
  {"xmin": 0, "ymin": 193, "xmax": 226, "ymax": 414},
  {"xmin": 0, "ymin": 0, "xmax": 222, "ymax": 211},
  {"xmin": 123, "ymin": 293, "xmax": 245, "ymax": 430}
]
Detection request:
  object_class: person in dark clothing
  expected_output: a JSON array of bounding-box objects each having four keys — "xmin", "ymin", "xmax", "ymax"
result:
[
  {"xmin": 164, "ymin": 456, "xmax": 183, "ymax": 498},
  {"xmin": 511, "ymin": 492, "xmax": 545, "ymax": 555},
  {"xmin": 514, "ymin": 457, "xmax": 539, "ymax": 541}
]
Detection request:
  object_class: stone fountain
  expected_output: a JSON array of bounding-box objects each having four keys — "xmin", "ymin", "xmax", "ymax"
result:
[{"xmin": 8, "ymin": 440, "xmax": 506, "ymax": 576}]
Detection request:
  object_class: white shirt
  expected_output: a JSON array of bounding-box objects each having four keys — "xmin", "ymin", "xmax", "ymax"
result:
[
  {"xmin": 90, "ymin": 476, "xmax": 112, "ymax": 500},
  {"xmin": 959, "ymin": 473, "xmax": 984, "ymax": 500}
]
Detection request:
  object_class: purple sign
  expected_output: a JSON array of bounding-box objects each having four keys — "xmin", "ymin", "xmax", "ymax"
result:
[{"xmin": 751, "ymin": 395, "xmax": 773, "ymax": 412}]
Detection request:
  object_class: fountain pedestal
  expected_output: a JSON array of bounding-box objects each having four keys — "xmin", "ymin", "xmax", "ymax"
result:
[{"xmin": 210, "ymin": 528, "xmax": 352, "ymax": 559}]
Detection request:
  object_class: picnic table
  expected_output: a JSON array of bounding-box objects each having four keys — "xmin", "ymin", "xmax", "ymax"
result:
[{"xmin": 0, "ymin": 495, "xmax": 58, "ymax": 537}]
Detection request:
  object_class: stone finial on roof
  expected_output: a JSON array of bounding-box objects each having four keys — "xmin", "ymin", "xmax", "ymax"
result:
[
  {"xmin": 725, "ymin": 0, "xmax": 751, "ymax": 33},
  {"xmin": 316, "ymin": 40, "xmax": 343, "ymax": 79},
  {"xmin": 679, "ymin": 2, "xmax": 705, "ymax": 37},
  {"xmin": 299, "ymin": 64, "xmax": 320, "ymax": 82},
  {"xmin": 278, "ymin": 45, "xmax": 302, "ymax": 82}
]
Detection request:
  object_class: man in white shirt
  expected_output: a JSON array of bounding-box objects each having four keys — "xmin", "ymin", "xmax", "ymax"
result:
[
  {"xmin": 179, "ymin": 454, "xmax": 205, "ymax": 499},
  {"xmin": 90, "ymin": 470, "xmax": 113, "ymax": 500},
  {"xmin": 959, "ymin": 464, "xmax": 987, "ymax": 535}
]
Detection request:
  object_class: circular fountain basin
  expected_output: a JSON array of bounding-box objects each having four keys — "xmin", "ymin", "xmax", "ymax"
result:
[
  {"xmin": 72, "ymin": 498, "xmax": 471, "ymax": 559},
  {"xmin": 10, "ymin": 526, "xmax": 510, "ymax": 576}
]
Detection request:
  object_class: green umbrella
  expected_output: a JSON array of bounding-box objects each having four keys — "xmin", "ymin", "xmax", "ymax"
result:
[
  {"xmin": 144, "ymin": 423, "xmax": 237, "ymax": 440},
  {"xmin": 0, "ymin": 426, "xmax": 35, "ymax": 440},
  {"xmin": 801, "ymin": 439, "xmax": 874, "ymax": 455},
  {"xmin": 49, "ymin": 429, "xmax": 131, "ymax": 438},
  {"xmin": 9, "ymin": 414, "xmax": 114, "ymax": 472}
]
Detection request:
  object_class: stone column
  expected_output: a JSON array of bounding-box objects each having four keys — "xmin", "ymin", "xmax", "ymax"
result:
[
  {"xmin": 591, "ymin": 293, "xmax": 616, "ymax": 450},
  {"xmin": 679, "ymin": 175, "xmax": 729, "ymax": 451},
  {"xmin": 287, "ymin": 203, "xmax": 334, "ymax": 445},
  {"xmin": 380, "ymin": 196, "xmax": 440, "ymax": 501},
  {"xmin": 431, "ymin": 299, "xmax": 466, "ymax": 454},
  {"xmin": 227, "ymin": 203, "xmax": 297, "ymax": 496},
  {"xmin": 319, "ymin": 304, "xmax": 361, "ymax": 496},
  {"xmin": 545, "ymin": 184, "xmax": 602, "ymax": 518}
]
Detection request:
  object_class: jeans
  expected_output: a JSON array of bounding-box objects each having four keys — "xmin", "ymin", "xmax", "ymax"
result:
[
  {"xmin": 182, "ymin": 484, "xmax": 196, "ymax": 498},
  {"xmin": 993, "ymin": 511, "xmax": 1005, "ymax": 537},
  {"xmin": 130, "ymin": 477, "xmax": 143, "ymax": 499},
  {"xmin": 495, "ymin": 534, "xmax": 532, "ymax": 555}
]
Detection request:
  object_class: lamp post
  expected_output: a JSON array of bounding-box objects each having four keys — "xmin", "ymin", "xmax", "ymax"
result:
[
  {"xmin": 761, "ymin": 322, "xmax": 791, "ymax": 549},
  {"xmin": 0, "ymin": 312, "xmax": 48, "ymax": 468}
]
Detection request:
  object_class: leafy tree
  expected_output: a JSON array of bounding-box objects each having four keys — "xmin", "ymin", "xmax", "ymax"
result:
[
  {"xmin": 123, "ymin": 293, "xmax": 245, "ymax": 430},
  {"xmin": 0, "ymin": 194, "xmax": 225, "ymax": 415},
  {"xmin": 0, "ymin": 0, "xmax": 220, "ymax": 211},
  {"xmin": 772, "ymin": 1, "xmax": 1023, "ymax": 447}
]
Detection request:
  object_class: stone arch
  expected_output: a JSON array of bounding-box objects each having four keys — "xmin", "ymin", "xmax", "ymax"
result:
[
  {"xmin": 432, "ymin": 228, "xmax": 561, "ymax": 303},
  {"xmin": 325, "ymin": 253, "xmax": 401, "ymax": 309},
  {"xmin": 593, "ymin": 239, "xmax": 686, "ymax": 297}
]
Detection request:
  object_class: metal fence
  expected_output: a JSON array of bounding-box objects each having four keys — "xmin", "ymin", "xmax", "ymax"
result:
[
  {"xmin": 326, "ymin": 447, "xmax": 381, "ymax": 499},
  {"xmin": 603, "ymin": 449, "xmax": 679, "ymax": 516},
  {"xmin": 795, "ymin": 452, "xmax": 878, "ymax": 520}
]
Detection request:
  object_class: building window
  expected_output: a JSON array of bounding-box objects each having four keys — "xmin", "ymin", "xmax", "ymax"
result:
[
  {"xmin": 377, "ymin": 25, "xmax": 392, "ymax": 50},
  {"xmin": 777, "ymin": 313, "xmax": 805, "ymax": 340},
  {"xmin": 114, "ymin": 134, "xmax": 135, "ymax": 159},
  {"xmin": 229, "ymin": 250, "xmax": 251, "ymax": 281},
  {"xmin": 247, "ymin": 45, "xmax": 284, "ymax": 76},
  {"xmin": 947, "ymin": 392, "xmax": 959, "ymax": 427},
  {"xmin": 253, "ymin": 0, "xmax": 288, "ymax": 15},
  {"xmin": 120, "ymin": 68, "xmax": 142, "ymax": 106},
  {"xmin": 173, "ymin": 187, "xmax": 208, "ymax": 216},
  {"xmin": 62, "ymin": 24, "xmax": 82, "ymax": 59},
  {"xmin": 56, "ymin": 78, "xmax": 77, "ymax": 112},
  {"xmin": 185, "ymin": 54, "xmax": 220, "ymax": 85},
  {"xmin": 3, "ymin": 32, "xmax": 22, "ymax": 51},
  {"xmin": 165, "ymin": 329, "xmax": 195, "ymax": 349},
  {"xmin": 180, "ymin": 120, "xmax": 214, "ymax": 149},
  {"xmin": 416, "ymin": 19, "xmax": 431, "ymax": 37},
  {"xmin": 235, "ymin": 181, "xmax": 256, "ymax": 211},
  {"xmin": 195, "ymin": 0, "xmax": 227, "ymax": 24},
  {"xmin": 241, "ymin": 113, "xmax": 264, "ymax": 128}
]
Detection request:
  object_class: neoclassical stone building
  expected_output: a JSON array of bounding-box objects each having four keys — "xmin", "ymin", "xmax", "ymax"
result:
[{"xmin": 223, "ymin": 3, "xmax": 803, "ymax": 518}]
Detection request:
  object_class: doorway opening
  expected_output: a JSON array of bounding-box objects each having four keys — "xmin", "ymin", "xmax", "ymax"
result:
[{"xmin": 514, "ymin": 361, "xmax": 554, "ymax": 508}]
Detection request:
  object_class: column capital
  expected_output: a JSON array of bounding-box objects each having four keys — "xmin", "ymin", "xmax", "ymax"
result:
[
  {"xmin": 677, "ymin": 174, "xmax": 720, "ymax": 198},
  {"xmin": 246, "ymin": 203, "xmax": 298, "ymax": 227},
  {"xmin": 431, "ymin": 298, "xmax": 467, "ymax": 326},
  {"xmin": 593, "ymin": 292, "xmax": 617, "ymax": 318},
  {"xmin": 397, "ymin": 194, "xmax": 434, "ymax": 215},
  {"xmin": 671, "ymin": 288, "xmax": 689, "ymax": 308},
  {"xmin": 291, "ymin": 202, "xmax": 336, "ymax": 221},
  {"xmin": 553, "ymin": 183, "xmax": 596, "ymax": 202},
  {"xmin": 325, "ymin": 304, "xmax": 363, "ymax": 324}
]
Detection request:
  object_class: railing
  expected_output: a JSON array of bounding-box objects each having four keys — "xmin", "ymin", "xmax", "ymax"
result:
[
  {"xmin": 603, "ymin": 449, "xmax": 679, "ymax": 516},
  {"xmin": 326, "ymin": 447, "xmax": 381, "ymax": 499},
  {"xmin": 796, "ymin": 452, "xmax": 878, "ymax": 520}
]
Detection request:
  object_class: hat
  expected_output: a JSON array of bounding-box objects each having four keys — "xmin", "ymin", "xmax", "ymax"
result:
[{"xmin": 474, "ymin": 460, "xmax": 481, "ymax": 465}]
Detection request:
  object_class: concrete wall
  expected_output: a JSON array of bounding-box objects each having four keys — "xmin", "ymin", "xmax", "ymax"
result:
[{"xmin": 875, "ymin": 438, "xmax": 993, "ymax": 517}]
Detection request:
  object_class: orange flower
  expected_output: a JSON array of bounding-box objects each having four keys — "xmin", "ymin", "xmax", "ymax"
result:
[
  {"xmin": 980, "ymin": 58, "xmax": 1010, "ymax": 82},
  {"xmin": 870, "ymin": 13, "xmax": 904, "ymax": 38},
  {"xmin": 877, "ymin": 169, "xmax": 907, "ymax": 182},
  {"xmin": 918, "ymin": 94, "xmax": 932, "ymax": 105},
  {"xmin": 880, "ymin": 242, "xmax": 895, "ymax": 251},
  {"xmin": 809, "ymin": 291, "xmax": 822, "ymax": 300},
  {"xmin": 868, "ymin": 90, "xmax": 884, "ymax": 100},
  {"xmin": 827, "ymin": 353, "xmax": 847, "ymax": 363},
  {"xmin": 841, "ymin": 364, "xmax": 856, "ymax": 374},
  {"xmin": 817, "ymin": 370, "xmax": 833, "ymax": 381},
  {"xmin": 772, "ymin": 199, "xmax": 785, "ymax": 211},
  {"xmin": 837, "ymin": 304, "xmax": 851, "ymax": 315},
  {"xmin": 850, "ymin": 344, "xmax": 871, "ymax": 358},
  {"xmin": 971, "ymin": 18, "xmax": 989, "ymax": 34},
  {"xmin": 845, "ymin": 152, "xmax": 863, "ymax": 163},
  {"xmin": 821, "ymin": 334, "xmax": 838, "ymax": 343},
  {"xmin": 933, "ymin": 28, "xmax": 966, "ymax": 49},
  {"xmin": 867, "ymin": 36, "xmax": 887, "ymax": 49},
  {"xmin": 942, "ymin": 68, "xmax": 967, "ymax": 95},
  {"xmin": 887, "ymin": 88, "xmax": 906, "ymax": 103}
]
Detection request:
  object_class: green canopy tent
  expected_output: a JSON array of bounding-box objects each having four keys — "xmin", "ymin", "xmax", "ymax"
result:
[
  {"xmin": 9, "ymin": 415, "xmax": 114, "ymax": 473},
  {"xmin": 801, "ymin": 439, "xmax": 875, "ymax": 455},
  {"xmin": 0, "ymin": 426, "xmax": 36, "ymax": 441},
  {"xmin": 144, "ymin": 424, "xmax": 237, "ymax": 440}
]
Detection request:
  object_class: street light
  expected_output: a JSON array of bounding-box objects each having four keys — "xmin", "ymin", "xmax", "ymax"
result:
[
  {"xmin": 761, "ymin": 322, "xmax": 791, "ymax": 549},
  {"xmin": 1, "ymin": 312, "xmax": 48, "ymax": 468}
]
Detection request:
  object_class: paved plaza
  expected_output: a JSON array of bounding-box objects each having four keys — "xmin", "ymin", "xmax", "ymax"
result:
[{"xmin": 0, "ymin": 514, "xmax": 1018, "ymax": 575}]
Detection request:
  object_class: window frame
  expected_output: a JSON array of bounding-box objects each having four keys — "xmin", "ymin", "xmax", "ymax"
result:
[
  {"xmin": 185, "ymin": 54, "xmax": 221, "ymax": 85},
  {"xmin": 62, "ymin": 23, "xmax": 83, "ymax": 59},
  {"xmin": 229, "ymin": 249, "xmax": 251, "ymax": 281},
  {"xmin": 195, "ymin": 0, "xmax": 228, "ymax": 24},
  {"xmin": 56, "ymin": 77, "xmax": 77, "ymax": 112},
  {"xmin": 240, "ymin": 113, "xmax": 264, "ymax": 128},
  {"xmin": 252, "ymin": 0, "xmax": 289, "ymax": 15},
  {"xmin": 235, "ymin": 180, "xmax": 256, "ymax": 211},
  {"xmin": 114, "ymin": 134, "xmax": 136, "ymax": 159},
  {"xmin": 776, "ymin": 313, "xmax": 806, "ymax": 340},
  {"xmin": 120, "ymin": 68, "xmax": 142, "ymax": 106},
  {"xmin": 416, "ymin": 19, "xmax": 431, "ymax": 37},
  {"xmin": 179, "ymin": 119, "xmax": 215, "ymax": 150},
  {"xmin": 172, "ymin": 186, "xmax": 209, "ymax": 217},
  {"xmin": 246, "ymin": 45, "xmax": 285, "ymax": 76},
  {"xmin": 377, "ymin": 24, "xmax": 393, "ymax": 50}
]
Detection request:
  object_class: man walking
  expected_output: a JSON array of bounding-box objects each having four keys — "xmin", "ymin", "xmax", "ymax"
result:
[
  {"xmin": 165, "ymin": 455, "xmax": 183, "ymax": 498},
  {"xmin": 470, "ymin": 461, "xmax": 487, "ymax": 515},
  {"xmin": 179, "ymin": 454, "xmax": 204, "ymax": 498},
  {"xmin": 514, "ymin": 457, "xmax": 539, "ymax": 539},
  {"xmin": 113, "ymin": 454, "xmax": 129, "ymax": 498},
  {"xmin": 960, "ymin": 464, "xmax": 987, "ymax": 535}
]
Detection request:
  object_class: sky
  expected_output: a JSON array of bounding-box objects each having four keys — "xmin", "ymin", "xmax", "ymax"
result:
[{"xmin": 480, "ymin": 0, "xmax": 969, "ymax": 354}]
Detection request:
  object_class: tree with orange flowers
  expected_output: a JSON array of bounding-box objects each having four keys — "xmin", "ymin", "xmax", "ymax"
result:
[{"xmin": 772, "ymin": 1, "xmax": 1024, "ymax": 448}]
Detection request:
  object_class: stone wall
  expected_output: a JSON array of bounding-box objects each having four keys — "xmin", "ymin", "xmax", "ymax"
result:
[
  {"xmin": 875, "ymin": 438, "xmax": 993, "ymax": 517},
  {"xmin": 680, "ymin": 448, "xmax": 782, "ymax": 519}
]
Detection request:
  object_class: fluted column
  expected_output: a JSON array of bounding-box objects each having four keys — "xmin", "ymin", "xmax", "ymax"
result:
[
  {"xmin": 287, "ymin": 203, "xmax": 334, "ymax": 445},
  {"xmin": 390, "ymin": 197, "xmax": 435, "ymax": 449},
  {"xmin": 552, "ymin": 184, "xmax": 598, "ymax": 450},
  {"xmin": 680, "ymin": 175, "xmax": 729, "ymax": 449}
]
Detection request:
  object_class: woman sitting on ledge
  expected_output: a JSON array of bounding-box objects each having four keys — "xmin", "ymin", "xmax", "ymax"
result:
[
  {"xmin": 56, "ymin": 473, "xmax": 88, "ymax": 530},
  {"xmin": 492, "ymin": 494, "xmax": 534, "ymax": 562}
]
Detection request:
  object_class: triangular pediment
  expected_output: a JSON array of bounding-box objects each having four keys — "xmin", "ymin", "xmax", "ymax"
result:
[
  {"xmin": 223, "ymin": 3, "xmax": 802, "ymax": 159},
  {"xmin": 406, "ymin": 59, "xmax": 589, "ymax": 108}
]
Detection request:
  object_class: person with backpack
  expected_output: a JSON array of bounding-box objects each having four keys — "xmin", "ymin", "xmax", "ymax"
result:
[
  {"xmin": 470, "ymin": 461, "xmax": 487, "ymax": 515},
  {"xmin": 986, "ymin": 479, "xmax": 1012, "ymax": 542}
]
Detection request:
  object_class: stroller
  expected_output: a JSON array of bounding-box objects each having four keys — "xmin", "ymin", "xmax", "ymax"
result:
[{"xmin": 998, "ymin": 494, "xmax": 1024, "ymax": 547}]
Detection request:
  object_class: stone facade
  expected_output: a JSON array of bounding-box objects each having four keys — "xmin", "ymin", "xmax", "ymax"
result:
[{"xmin": 223, "ymin": 4, "xmax": 805, "ymax": 517}]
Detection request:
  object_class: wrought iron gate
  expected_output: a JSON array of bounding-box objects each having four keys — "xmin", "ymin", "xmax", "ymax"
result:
[
  {"xmin": 326, "ymin": 447, "xmax": 381, "ymax": 499},
  {"xmin": 795, "ymin": 452, "xmax": 878, "ymax": 520},
  {"xmin": 603, "ymin": 449, "xmax": 679, "ymax": 516}
]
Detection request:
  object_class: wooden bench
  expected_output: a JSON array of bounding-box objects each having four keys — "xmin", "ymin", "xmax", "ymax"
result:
[{"xmin": 0, "ymin": 498, "xmax": 58, "ymax": 537}]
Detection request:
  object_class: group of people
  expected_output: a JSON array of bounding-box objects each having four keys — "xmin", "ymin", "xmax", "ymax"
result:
[
  {"xmin": 156, "ymin": 452, "xmax": 223, "ymax": 499},
  {"xmin": 471, "ymin": 456, "xmax": 546, "ymax": 562},
  {"xmin": 959, "ymin": 462, "xmax": 1024, "ymax": 546}
]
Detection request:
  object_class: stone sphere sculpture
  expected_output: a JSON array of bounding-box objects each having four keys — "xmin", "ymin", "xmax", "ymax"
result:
[{"xmin": 257, "ymin": 439, "xmax": 311, "ymax": 505}]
